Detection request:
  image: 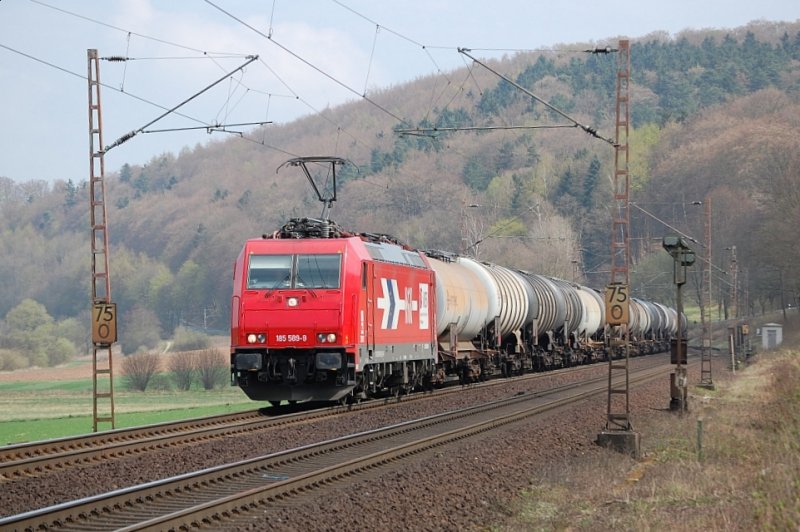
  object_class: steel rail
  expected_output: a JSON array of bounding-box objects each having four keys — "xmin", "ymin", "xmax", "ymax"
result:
[
  {"xmin": 0, "ymin": 360, "xmax": 680, "ymax": 531},
  {"xmin": 0, "ymin": 357, "xmax": 644, "ymax": 481}
]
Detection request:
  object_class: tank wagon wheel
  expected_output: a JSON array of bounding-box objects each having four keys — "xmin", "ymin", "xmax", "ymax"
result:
[{"xmin": 386, "ymin": 385, "xmax": 401, "ymax": 400}]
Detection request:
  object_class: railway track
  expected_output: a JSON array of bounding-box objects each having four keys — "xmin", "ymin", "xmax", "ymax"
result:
[
  {"xmin": 0, "ymin": 359, "xmax": 682, "ymax": 531},
  {"xmin": 0, "ymin": 359, "xmax": 637, "ymax": 481},
  {"xmin": 1, "ymin": 353, "xmax": 679, "ymax": 484}
]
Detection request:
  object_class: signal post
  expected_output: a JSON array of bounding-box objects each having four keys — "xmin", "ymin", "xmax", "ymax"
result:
[{"xmin": 663, "ymin": 236, "xmax": 695, "ymax": 412}]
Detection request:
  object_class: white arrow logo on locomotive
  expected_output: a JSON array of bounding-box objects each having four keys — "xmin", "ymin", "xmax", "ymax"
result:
[{"xmin": 376, "ymin": 278, "xmax": 419, "ymax": 329}]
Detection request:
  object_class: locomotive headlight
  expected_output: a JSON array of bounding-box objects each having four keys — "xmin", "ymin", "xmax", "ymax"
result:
[
  {"xmin": 317, "ymin": 332, "xmax": 337, "ymax": 343},
  {"xmin": 246, "ymin": 333, "xmax": 266, "ymax": 344},
  {"xmin": 287, "ymin": 297, "xmax": 298, "ymax": 307}
]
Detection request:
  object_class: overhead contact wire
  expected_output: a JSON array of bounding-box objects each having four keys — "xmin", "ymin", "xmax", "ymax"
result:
[
  {"xmin": 459, "ymin": 48, "xmax": 616, "ymax": 145},
  {"xmin": 105, "ymin": 55, "xmax": 259, "ymax": 152},
  {"xmin": 120, "ymin": 32, "xmax": 131, "ymax": 91},
  {"xmin": 18, "ymin": 0, "xmax": 314, "ymax": 159},
  {"xmin": 0, "ymin": 42, "xmax": 206, "ymax": 126},
  {"xmin": 333, "ymin": 0, "xmax": 456, "ymax": 121},
  {"xmin": 28, "ymin": 0, "xmax": 246, "ymax": 57},
  {"xmin": 204, "ymin": 0, "xmax": 409, "ymax": 125},
  {"xmin": 363, "ymin": 25, "xmax": 379, "ymax": 96}
]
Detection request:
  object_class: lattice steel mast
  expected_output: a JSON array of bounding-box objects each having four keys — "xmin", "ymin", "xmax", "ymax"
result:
[
  {"xmin": 700, "ymin": 198, "xmax": 714, "ymax": 387},
  {"xmin": 606, "ymin": 39, "xmax": 632, "ymax": 432},
  {"xmin": 88, "ymin": 49, "xmax": 116, "ymax": 431}
]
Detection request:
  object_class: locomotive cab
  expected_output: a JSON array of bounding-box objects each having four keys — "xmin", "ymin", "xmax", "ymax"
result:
[
  {"xmin": 231, "ymin": 239, "xmax": 357, "ymax": 403},
  {"xmin": 230, "ymin": 219, "xmax": 439, "ymax": 405}
]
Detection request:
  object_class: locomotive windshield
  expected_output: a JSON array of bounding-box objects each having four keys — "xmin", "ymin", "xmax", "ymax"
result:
[{"xmin": 247, "ymin": 254, "xmax": 341, "ymax": 289}]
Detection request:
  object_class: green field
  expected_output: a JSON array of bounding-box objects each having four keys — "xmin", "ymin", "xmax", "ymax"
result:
[{"xmin": 0, "ymin": 377, "xmax": 257, "ymax": 445}]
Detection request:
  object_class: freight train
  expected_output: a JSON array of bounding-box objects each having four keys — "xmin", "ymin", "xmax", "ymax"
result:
[{"xmin": 230, "ymin": 217, "xmax": 681, "ymax": 405}]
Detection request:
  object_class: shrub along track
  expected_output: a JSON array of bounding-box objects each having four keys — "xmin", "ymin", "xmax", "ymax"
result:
[{"xmin": 0, "ymin": 359, "xmax": 679, "ymax": 531}]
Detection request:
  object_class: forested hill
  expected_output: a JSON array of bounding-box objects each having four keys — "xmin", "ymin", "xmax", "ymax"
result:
[{"xmin": 1, "ymin": 20, "xmax": 799, "ymax": 366}]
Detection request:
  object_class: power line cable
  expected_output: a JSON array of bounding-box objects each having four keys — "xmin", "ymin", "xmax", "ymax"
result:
[
  {"xmin": 28, "ymin": 0, "xmax": 247, "ymax": 57},
  {"xmin": 8, "ymin": 3, "xmax": 364, "ymax": 164},
  {"xmin": 459, "ymin": 48, "xmax": 616, "ymax": 145},
  {"xmin": 0, "ymin": 42, "xmax": 206, "ymax": 127},
  {"xmin": 363, "ymin": 25, "xmax": 380, "ymax": 96},
  {"xmin": 331, "ymin": 1, "xmax": 487, "ymax": 128},
  {"xmin": 397, "ymin": 124, "xmax": 578, "ymax": 137},
  {"xmin": 28, "ymin": 0, "xmax": 277, "ymax": 122},
  {"xmin": 204, "ymin": 0, "xmax": 410, "ymax": 126},
  {"xmin": 105, "ymin": 55, "xmax": 260, "ymax": 152},
  {"xmin": 332, "ymin": 0, "xmax": 454, "ymax": 82},
  {"xmin": 254, "ymin": 57, "xmax": 370, "ymax": 149}
]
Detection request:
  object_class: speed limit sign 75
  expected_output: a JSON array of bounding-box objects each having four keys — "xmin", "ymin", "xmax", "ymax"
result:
[
  {"xmin": 605, "ymin": 283, "xmax": 629, "ymax": 325},
  {"xmin": 92, "ymin": 303, "xmax": 118, "ymax": 345}
]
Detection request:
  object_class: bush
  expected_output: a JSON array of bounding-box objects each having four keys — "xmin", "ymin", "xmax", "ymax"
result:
[
  {"xmin": 0, "ymin": 348, "xmax": 28, "ymax": 371},
  {"xmin": 168, "ymin": 351, "xmax": 196, "ymax": 391},
  {"xmin": 55, "ymin": 317, "xmax": 87, "ymax": 353},
  {"xmin": 2, "ymin": 298, "xmax": 80, "ymax": 368},
  {"xmin": 196, "ymin": 348, "xmax": 228, "ymax": 390},
  {"xmin": 48, "ymin": 337, "xmax": 78, "ymax": 366},
  {"xmin": 171, "ymin": 326, "xmax": 210, "ymax": 351},
  {"xmin": 121, "ymin": 351, "xmax": 161, "ymax": 391}
]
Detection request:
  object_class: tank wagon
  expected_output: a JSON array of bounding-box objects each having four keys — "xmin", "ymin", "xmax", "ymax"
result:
[{"xmin": 230, "ymin": 218, "xmax": 680, "ymax": 405}]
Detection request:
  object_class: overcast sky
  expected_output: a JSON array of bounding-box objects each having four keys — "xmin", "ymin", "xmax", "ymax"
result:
[{"xmin": 1, "ymin": 0, "xmax": 797, "ymax": 184}]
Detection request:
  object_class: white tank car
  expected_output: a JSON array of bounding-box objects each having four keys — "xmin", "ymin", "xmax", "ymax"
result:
[
  {"xmin": 574, "ymin": 284, "xmax": 604, "ymax": 339},
  {"xmin": 460, "ymin": 258, "xmax": 530, "ymax": 339},
  {"xmin": 426, "ymin": 256, "xmax": 490, "ymax": 342}
]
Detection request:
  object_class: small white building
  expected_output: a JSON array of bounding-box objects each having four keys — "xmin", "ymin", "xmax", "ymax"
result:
[{"xmin": 761, "ymin": 323, "xmax": 783, "ymax": 350}]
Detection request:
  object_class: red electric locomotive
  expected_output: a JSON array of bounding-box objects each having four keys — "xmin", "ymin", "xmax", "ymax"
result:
[{"xmin": 230, "ymin": 217, "xmax": 437, "ymax": 404}]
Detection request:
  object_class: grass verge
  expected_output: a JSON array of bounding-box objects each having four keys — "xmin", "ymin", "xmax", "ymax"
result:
[
  {"xmin": 0, "ymin": 377, "xmax": 256, "ymax": 445},
  {"xmin": 496, "ymin": 348, "xmax": 800, "ymax": 531},
  {"xmin": 0, "ymin": 402, "xmax": 256, "ymax": 445}
]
